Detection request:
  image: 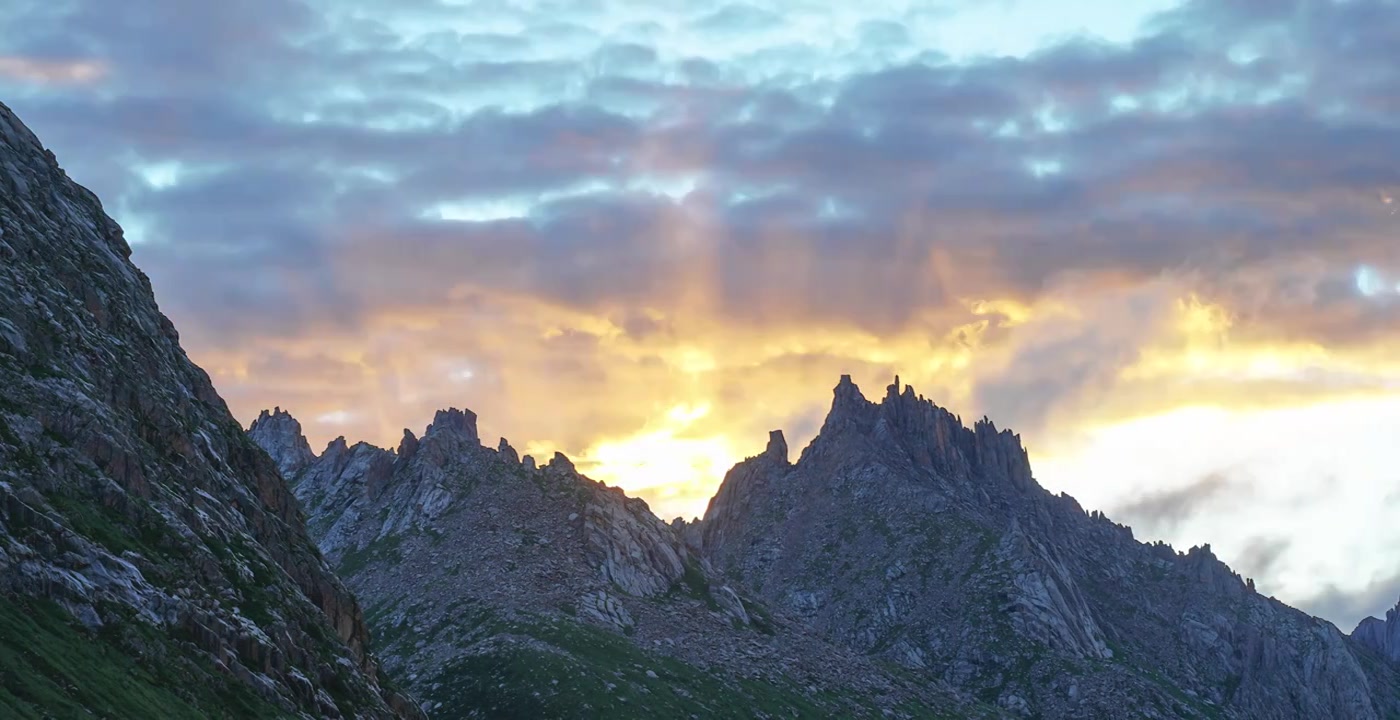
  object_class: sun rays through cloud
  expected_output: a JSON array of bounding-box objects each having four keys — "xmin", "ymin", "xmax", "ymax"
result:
[{"xmin": 5, "ymin": 0, "xmax": 1400, "ymax": 628}]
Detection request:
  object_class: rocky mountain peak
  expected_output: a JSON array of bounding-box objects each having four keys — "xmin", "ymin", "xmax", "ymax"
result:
[
  {"xmin": 426, "ymin": 407, "xmax": 478, "ymax": 442},
  {"xmin": 1354, "ymin": 597, "xmax": 1400, "ymax": 663},
  {"xmin": 325, "ymin": 434, "xmax": 351, "ymax": 457},
  {"xmin": 884, "ymin": 374, "xmax": 904, "ymax": 401},
  {"xmin": 248, "ymin": 402, "xmax": 909, "ymax": 717},
  {"xmin": 765, "ymin": 429, "xmax": 789, "ymax": 463},
  {"xmin": 397, "ymin": 428, "xmax": 420, "ymax": 463},
  {"xmin": 699, "ymin": 426, "xmax": 796, "ymax": 555},
  {"xmin": 498, "ymin": 436, "xmax": 520, "ymax": 464},
  {"xmin": 246, "ymin": 406, "xmax": 316, "ymax": 477},
  {"xmin": 824, "ymin": 373, "xmax": 872, "ymax": 430},
  {"xmin": 548, "ymin": 450, "xmax": 576, "ymax": 473},
  {"xmin": 695, "ymin": 372, "xmax": 1400, "ymax": 718},
  {"xmin": 238, "ymin": 362, "xmax": 1400, "ymax": 718},
  {"xmin": 808, "ymin": 375, "xmax": 1036, "ymax": 494}
]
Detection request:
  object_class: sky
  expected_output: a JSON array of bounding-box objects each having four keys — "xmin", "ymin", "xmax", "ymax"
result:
[{"xmin": 2, "ymin": 0, "xmax": 1399, "ymax": 630}]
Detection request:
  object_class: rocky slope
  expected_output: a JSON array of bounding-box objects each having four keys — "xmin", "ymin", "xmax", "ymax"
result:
[
  {"xmin": 1354, "ymin": 601, "xmax": 1400, "ymax": 664},
  {"xmin": 258, "ymin": 375, "xmax": 1400, "ymax": 719},
  {"xmin": 0, "ymin": 102, "xmax": 419, "ymax": 718},
  {"xmin": 699, "ymin": 375, "xmax": 1400, "ymax": 719},
  {"xmin": 253, "ymin": 407, "xmax": 1003, "ymax": 718}
]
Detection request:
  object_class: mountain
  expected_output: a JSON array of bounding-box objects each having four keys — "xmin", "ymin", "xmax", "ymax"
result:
[
  {"xmin": 9, "ymin": 80, "xmax": 1393, "ymax": 720},
  {"xmin": 257, "ymin": 376, "xmax": 1400, "ymax": 719},
  {"xmin": 248, "ymin": 408, "xmax": 317, "ymax": 478},
  {"xmin": 0, "ymin": 102, "xmax": 419, "ymax": 718},
  {"xmin": 1355, "ymin": 602, "xmax": 1400, "ymax": 664},
  {"xmin": 252, "ymin": 407, "xmax": 1001, "ymax": 718},
  {"xmin": 698, "ymin": 375, "xmax": 1400, "ymax": 718}
]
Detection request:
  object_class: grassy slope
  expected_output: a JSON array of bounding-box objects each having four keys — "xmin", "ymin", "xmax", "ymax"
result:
[
  {"xmin": 363, "ymin": 593, "xmax": 980, "ymax": 720},
  {"xmin": 0, "ymin": 594, "xmax": 288, "ymax": 720}
]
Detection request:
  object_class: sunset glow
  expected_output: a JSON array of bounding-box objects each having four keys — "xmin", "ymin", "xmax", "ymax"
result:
[{"xmin": 6, "ymin": 0, "xmax": 1400, "ymax": 628}]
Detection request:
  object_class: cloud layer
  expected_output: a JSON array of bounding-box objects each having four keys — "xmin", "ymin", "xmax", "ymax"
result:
[{"xmin": 4, "ymin": 0, "xmax": 1400, "ymax": 628}]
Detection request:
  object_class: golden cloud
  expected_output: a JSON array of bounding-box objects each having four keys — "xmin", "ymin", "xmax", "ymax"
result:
[{"xmin": 186, "ymin": 252, "xmax": 1400, "ymax": 523}]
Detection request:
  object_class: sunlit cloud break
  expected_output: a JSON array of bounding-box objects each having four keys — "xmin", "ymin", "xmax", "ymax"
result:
[{"xmin": 1357, "ymin": 266, "xmax": 1400, "ymax": 299}]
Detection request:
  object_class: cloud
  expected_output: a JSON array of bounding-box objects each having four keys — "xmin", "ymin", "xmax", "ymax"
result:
[
  {"xmin": 0, "ymin": 57, "xmax": 106, "ymax": 84},
  {"xmin": 1301, "ymin": 573, "xmax": 1400, "ymax": 632},
  {"xmin": 3, "ymin": 0, "xmax": 1400, "ymax": 618},
  {"xmin": 1232, "ymin": 536, "xmax": 1292, "ymax": 582},
  {"xmin": 1112, "ymin": 472, "xmax": 1237, "ymax": 532},
  {"xmin": 969, "ymin": 280, "xmax": 1183, "ymax": 432}
]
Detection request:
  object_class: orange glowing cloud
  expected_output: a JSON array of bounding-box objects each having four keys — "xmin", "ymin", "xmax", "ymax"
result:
[{"xmin": 186, "ymin": 247, "xmax": 1400, "ymax": 526}]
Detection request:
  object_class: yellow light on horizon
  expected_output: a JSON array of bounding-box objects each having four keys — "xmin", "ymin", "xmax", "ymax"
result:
[
  {"xmin": 665, "ymin": 403, "xmax": 711, "ymax": 424},
  {"xmin": 579, "ymin": 426, "xmax": 739, "ymax": 520}
]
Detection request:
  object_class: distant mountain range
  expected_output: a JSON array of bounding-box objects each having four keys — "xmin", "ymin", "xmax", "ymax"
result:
[
  {"xmin": 4, "ymin": 98, "xmax": 1400, "ymax": 719},
  {"xmin": 251, "ymin": 373, "xmax": 1400, "ymax": 719}
]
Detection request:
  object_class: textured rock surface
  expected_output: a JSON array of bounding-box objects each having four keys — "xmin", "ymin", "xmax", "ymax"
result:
[
  {"xmin": 700, "ymin": 375, "xmax": 1400, "ymax": 719},
  {"xmin": 254, "ymin": 408, "xmax": 1003, "ymax": 718},
  {"xmin": 0, "ymin": 102, "xmax": 419, "ymax": 718},
  {"xmin": 1354, "ymin": 600, "xmax": 1400, "ymax": 663},
  {"xmin": 255, "ymin": 375, "xmax": 1400, "ymax": 718},
  {"xmin": 248, "ymin": 407, "xmax": 317, "ymax": 478}
]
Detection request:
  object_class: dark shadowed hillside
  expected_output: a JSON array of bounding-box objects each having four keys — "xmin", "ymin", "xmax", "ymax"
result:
[{"xmin": 0, "ymin": 102, "xmax": 420, "ymax": 718}]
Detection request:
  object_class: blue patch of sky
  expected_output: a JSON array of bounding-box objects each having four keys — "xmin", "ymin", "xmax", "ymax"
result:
[{"xmin": 313, "ymin": 0, "xmax": 1187, "ymax": 119}]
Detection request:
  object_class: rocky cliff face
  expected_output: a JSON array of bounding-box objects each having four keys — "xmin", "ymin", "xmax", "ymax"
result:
[
  {"xmin": 1355, "ymin": 601, "xmax": 1400, "ymax": 664},
  {"xmin": 0, "ymin": 102, "xmax": 419, "ymax": 718},
  {"xmin": 256, "ymin": 375, "xmax": 1400, "ymax": 719},
  {"xmin": 252, "ymin": 407, "xmax": 1002, "ymax": 718},
  {"xmin": 700, "ymin": 376, "xmax": 1400, "ymax": 719},
  {"xmin": 248, "ymin": 408, "xmax": 317, "ymax": 478}
]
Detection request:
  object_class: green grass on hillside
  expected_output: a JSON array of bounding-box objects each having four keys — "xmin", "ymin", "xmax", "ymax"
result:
[
  {"xmin": 401, "ymin": 602, "xmax": 971, "ymax": 719},
  {"xmin": 0, "ymin": 594, "xmax": 287, "ymax": 720}
]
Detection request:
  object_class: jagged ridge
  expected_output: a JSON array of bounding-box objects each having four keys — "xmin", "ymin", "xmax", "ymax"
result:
[
  {"xmin": 251, "ymin": 405, "xmax": 1005, "ymax": 718},
  {"xmin": 248, "ymin": 408, "xmax": 317, "ymax": 479},
  {"xmin": 250, "ymin": 373, "xmax": 1400, "ymax": 718},
  {"xmin": 699, "ymin": 375, "xmax": 1400, "ymax": 719}
]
